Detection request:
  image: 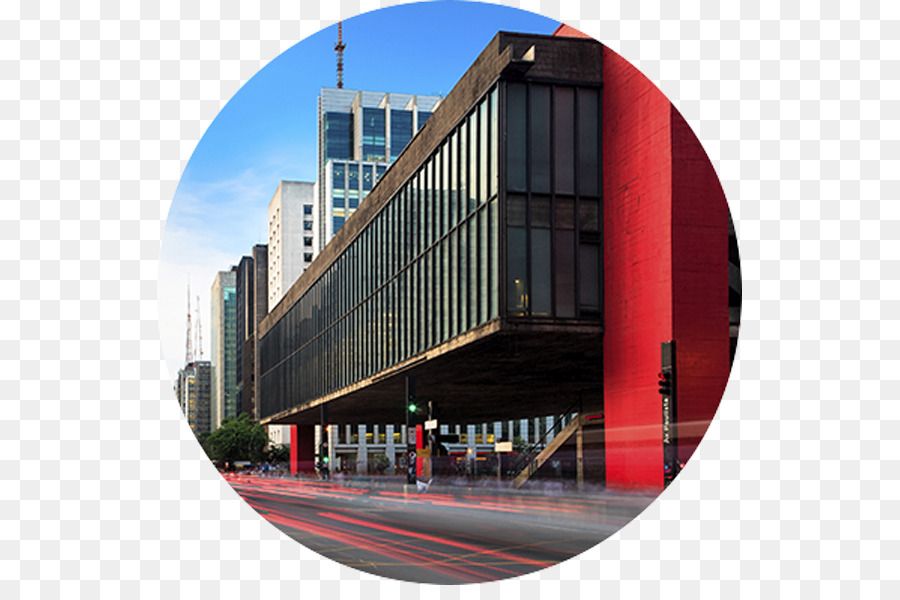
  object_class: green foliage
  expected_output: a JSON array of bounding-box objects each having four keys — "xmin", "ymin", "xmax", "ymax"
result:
[
  {"xmin": 512, "ymin": 436, "xmax": 530, "ymax": 454},
  {"xmin": 371, "ymin": 453, "xmax": 391, "ymax": 474},
  {"xmin": 204, "ymin": 413, "xmax": 269, "ymax": 465},
  {"xmin": 266, "ymin": 443, "xmax": 290, "ymax": 464}
]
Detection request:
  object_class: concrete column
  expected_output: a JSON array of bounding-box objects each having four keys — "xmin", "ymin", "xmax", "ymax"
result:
[
  {"xmin": 386, "ymin": 424, "xmax": 395, "ymax": 470},
  {"xmin": 358, "ymin": 424, "xmax": 367, "ymax": 473}
]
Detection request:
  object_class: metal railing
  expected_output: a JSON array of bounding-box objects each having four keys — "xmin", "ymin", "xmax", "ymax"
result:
[{"xmin": 509, "ymin": 395, "xmax": 583, "ymax": 480}]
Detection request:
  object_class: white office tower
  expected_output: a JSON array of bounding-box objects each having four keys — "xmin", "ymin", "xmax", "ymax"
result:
[
  {"xmin": 267, "ymin": 180, "xmax": 316, "ymax": 311},
  {"xmin": 317, "ymin": 87, "xmax": 442, "ymax": 252}
]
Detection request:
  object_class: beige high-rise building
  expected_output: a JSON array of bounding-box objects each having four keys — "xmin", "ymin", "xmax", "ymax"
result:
[{"xmin": 267, "ymin": 181, "xmax": 316, "ymax": 312}]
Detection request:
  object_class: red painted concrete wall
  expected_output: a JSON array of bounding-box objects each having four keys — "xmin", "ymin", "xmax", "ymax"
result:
[
  {"xmin": 290, "ymin": 425, "xmax": 297, "ymax": 473},
  {"xmin": 602, "ymin": 45, "xmax": 675, "ymax": 489},
  {"xmin": 289, "ymin": 424, "xmax": 315, "ymax": 474},
  {"xmin": 670, "ymin": 107, "xmax": 729, "ymax": 463},
  {"xmin": 601, "ymin": 46, "xmax": 730, "ymax": 489},
  {"xmin": 556, "ymin": 23, "xmax": 729, "ymax": 491}
]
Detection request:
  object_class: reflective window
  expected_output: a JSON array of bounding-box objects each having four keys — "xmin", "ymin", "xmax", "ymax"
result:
[
  {"xmin": 506, "ymin": 83, "xmax": 527, "ymax": 192},
  {"xmin": 390, "ymin": 109, "xmax": 413, "ymax": 160},
  {"xmin": 325, "ymin": 112, "xmax": 352, "ymax": 160},
  {"xmin": 530, "ymin": 85, "xmax": 551, "ymax": 194},
  {"xmin": 362, "ymin": 107, "xmax": 386, "ymax": 162}
]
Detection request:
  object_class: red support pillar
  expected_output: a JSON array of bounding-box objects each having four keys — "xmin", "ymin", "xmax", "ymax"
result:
[
  {"xmin": 602, "ymin": 46, "xmax": 729, "ymax": 490},
  {"xmin": 289, "ymin": 425, "xmax": 316, "ymax": 474}
]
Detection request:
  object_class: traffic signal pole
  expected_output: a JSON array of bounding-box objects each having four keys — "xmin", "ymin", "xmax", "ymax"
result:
[{"xmin": 406, "ymin": 375, "xmax": 416, "ymax": 485}]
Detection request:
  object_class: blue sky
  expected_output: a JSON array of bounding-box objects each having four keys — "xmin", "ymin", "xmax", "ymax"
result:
[{"xmin": 159, "ymin": 2, "xmax": 561, "ymax": 377}]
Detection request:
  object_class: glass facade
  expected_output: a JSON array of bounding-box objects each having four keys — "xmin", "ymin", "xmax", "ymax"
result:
[
  {"xmin": 390, "ymin": 109, "xmax": 413, "ymax": 160},
  {"xmin": 329, "ymin": 161, "xmax": 385, "ymax": 219},
  {"xmin": 261, "ymin": 88, "xmax": 501, "ymax": 418},
  {"xmin": 361, "ymin": 107, "xmax": 386, "ymax": 161},
  {"xmin": 324, "ymin": 112, "xmax": 352, "ymax": 160},
  {"xmin": 504, "ymin": 82, "xmax": 603, "ymax": 318},
  {"xmin": 260, "ymin": 78, "xmax": 603, "ymax": 420}
]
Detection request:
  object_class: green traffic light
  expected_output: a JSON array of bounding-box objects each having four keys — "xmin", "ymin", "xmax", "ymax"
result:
[{"xmin": 408, "ymin": 403, "xmax": 417, "ymax": 412}]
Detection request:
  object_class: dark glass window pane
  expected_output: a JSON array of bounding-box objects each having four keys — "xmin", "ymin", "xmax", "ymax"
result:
[
  {"xmin": 450, "ymin": 230, "xmax": 458, "ymax": 335},
  {"xmin": 468, "ymin": 217, "xmax": 478, "ymax": 329},
  {"xmin": 555, "ymin": 196, "xmax": 575, "ymax": 230},
  {"xmin": 470, "ymin": 110, "xmax": 480, "ymax": 210},
  {"xmin": 459, "ymin": 225, "xmax": 468, "ymax": 329},
  {"xmin": 507, "ymin": 227, "xmax": 527, "ymax": 314},
  {"xmin": 507, "ymin": 82, "xmax": 527, "ymax": 192},
  {"xmin": 579, "ymin": 197, "xmax": 600, "ymax": 232},
  {"xmin": 489, "ymin": 87, "xmax": 498, "ymax": 199},
  {"xmin": 390, "ymin": 109, "xmax": 413, "ymax": 160},
  {"xmin": 348, "ymin": 164, "xmax": 359, "ymax": 201},
  {"xmin": 479, "ymin": 207, "xmax": 488, "ymax": 323},
  {"xmin": 479, "ymin": 99, "xmax": 487, "ymax": 204},
  {"xmin": 417, "ymin": 111, "xmax": 432, "ymax": 130},
  {"xmin": 507, "ymin": 194, "xmax": 526, "ymax": 227},
  {"xmin": 554, "ymin": 87, "xmax": 575, "ymax": 195},
  {"xmin": 555, "ymin": 229, "xmax": 575, "ymax": 318},
  {"xmin": 579, "ymin": 243, "xmax": 600, "ymax": 310},
  {"xmin": 324, "ymin": 112, "xmax": 352, "ymax": 160},
  {"xmin": 530, "ymin": 85, "xmax": 551, "ymax": 194},
  {"xmin": 442, "ymin": 238, "xmax": 450, "ymax": 340},
  {"xmin": 489, "ymin": 199, "xmax": 499, "ymax": 319},
  {"xmin": 362, "ymin": 107, "xmax": 386, "ymax": 161},
  {"xmin": 362, "ymin": 165, "xmax": 373, "ymax": 191},
  {"xmin": 332, "ymin": 163, "xmax": 345, "ymax": 190},
  {"xmin": 531, "ymin": 195, "xmax": 551, "ymax": 228},
  {"xmin": 577, "ymin": 88, "xmax": 599, "ymax": 196},
  {"xmin": 449, "ymin": 130, "xmax": 458, "ymax": 227},
  {"xmin": 459, "ymin": 119, "xmax": 468, "ymax": 217},
  {"xmin": 531, "ymin": 227, "xmax": 551, "ymax": 316}
]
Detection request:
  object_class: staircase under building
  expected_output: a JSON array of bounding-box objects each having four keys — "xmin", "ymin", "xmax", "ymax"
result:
[{"xmin": 511, "ymin": 413, "xmax": 605, "ymax": 490}]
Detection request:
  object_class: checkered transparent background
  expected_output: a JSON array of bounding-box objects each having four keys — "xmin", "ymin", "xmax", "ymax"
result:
[{"xmin": 1, "ymin": 0, "xmax": 896, "ymax": 597}]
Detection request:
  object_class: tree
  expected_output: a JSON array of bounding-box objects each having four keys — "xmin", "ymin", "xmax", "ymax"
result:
[
  {"xmin": 266, "ymin": 443, "xmax": 290, "ymax": 464},
  {"xmin": 204, "ymin": 413, "xmax": 269, "ymax": 465},
  {"xmin": 370, "ymin": 453, "xmax": 391, "ymax": 474}
]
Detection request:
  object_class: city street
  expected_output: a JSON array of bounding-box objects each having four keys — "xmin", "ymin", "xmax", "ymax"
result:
[{"xmin": 226, "ymin": 473, "xmax": 657, "ymax": 584}]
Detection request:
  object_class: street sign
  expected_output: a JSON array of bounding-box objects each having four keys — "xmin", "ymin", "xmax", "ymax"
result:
[
  {"xmin": 424, "ymin": 419, "xmax": 438, "ymax": 431},
  {"xmin": 494, "ymin": 441, "xmax": 513, "ymax": 453}
]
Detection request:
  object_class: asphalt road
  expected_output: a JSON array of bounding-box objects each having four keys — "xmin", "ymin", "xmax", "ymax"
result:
[{"xmin": 226, "ymin": 474, "xmax": 657, "ymax": 584}]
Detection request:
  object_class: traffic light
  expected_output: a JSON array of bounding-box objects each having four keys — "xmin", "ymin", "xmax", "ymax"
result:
[
  {"xmin": 408, "ymin": 402, "xmax": 418, "ymax": 413},
  {"xmin": 658, "ymin": 370, "xmax": 673, "ymax": 396}
]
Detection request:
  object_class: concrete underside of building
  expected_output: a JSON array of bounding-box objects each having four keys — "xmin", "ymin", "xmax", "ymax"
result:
[{"xmin": 264, "ymin": 320, "xmax": 603, "ymax": 426}]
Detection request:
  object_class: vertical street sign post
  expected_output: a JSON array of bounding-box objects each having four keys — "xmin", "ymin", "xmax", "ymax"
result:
[
  {"xmin": 494, "ymin": 441, "xmax": 513, "ymax": 485},
  {"xmin": 660, "ymin": 340, "xmax": 678, "ymax": 487}
]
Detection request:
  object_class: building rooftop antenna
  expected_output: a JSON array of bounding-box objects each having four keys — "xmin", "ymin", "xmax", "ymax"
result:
[
  {"xmin": 185, "ymin": 283, "xmax": 193, "ymax": 365},
  {"xmin": 195, "ymin": 294, "xmax": 203, "ymax": 360},
  {"xmin": 335, "ymin": 20, "xmax": 346, "ymax": 89}
]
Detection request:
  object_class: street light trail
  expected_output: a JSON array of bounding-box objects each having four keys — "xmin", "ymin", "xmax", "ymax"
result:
[{"xmin": 226, "ymin": 475, "xmax": 656, "ymax": 584}]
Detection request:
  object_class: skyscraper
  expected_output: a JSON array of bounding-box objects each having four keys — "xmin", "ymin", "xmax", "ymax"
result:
[
  {"xmin": 211, "ymin": 268, "xmax": 238, "ymax": 430},
  {"xmin": 236, "ymin": 245, "xmax": 268, "ymax": 419},
  {"xmin": 176, "ymin": 360, "xmax": 212, "ymax": 435},
  {"xmin": 268, "ymin": 181, "xmax": 316, "ymax": 311},
  {"xmin": 317, "ymin": 87, "xmax": 442, "ymax": 251}
]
